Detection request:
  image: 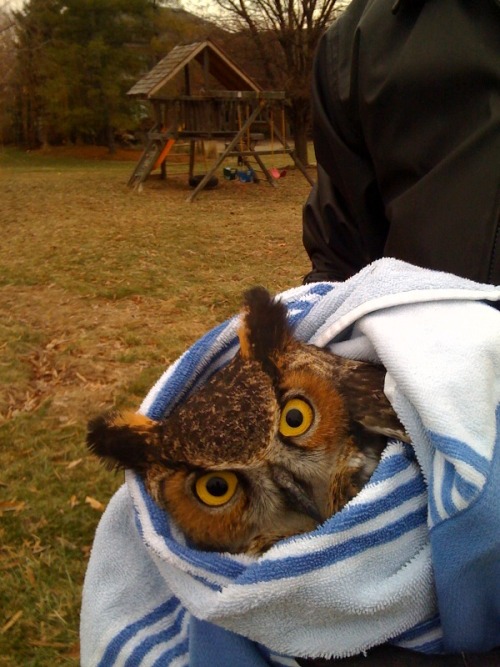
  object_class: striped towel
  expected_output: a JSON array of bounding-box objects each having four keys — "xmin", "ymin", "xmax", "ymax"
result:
[{"xmin": 81, "ymin": 259, "xmax": 500, "ymax": 666}]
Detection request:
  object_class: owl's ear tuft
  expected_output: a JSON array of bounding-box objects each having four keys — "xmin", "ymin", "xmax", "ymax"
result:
[
  {"xmin": 238, "ymin": 287, "xmax": 294, "ymax": 374},
  {"xmin": 86, "ymin": 411, "xmax": 160, "ymax": 473}
]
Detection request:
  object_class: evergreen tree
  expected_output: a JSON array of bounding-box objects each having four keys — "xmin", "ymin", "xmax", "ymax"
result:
[{"xmin": 14, "ymin": 0, "xmax": 158, "ymax": 149}]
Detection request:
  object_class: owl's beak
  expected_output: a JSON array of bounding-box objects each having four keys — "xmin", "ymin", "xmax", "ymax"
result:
[{"xmin": 270, "ymin": 464, "xmax": 323, "ymax": 525}]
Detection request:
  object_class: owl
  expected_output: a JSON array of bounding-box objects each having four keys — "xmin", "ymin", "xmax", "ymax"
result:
[{"xmin": 87, "ymin": 287, "xmax": 409, "ymax": 555}]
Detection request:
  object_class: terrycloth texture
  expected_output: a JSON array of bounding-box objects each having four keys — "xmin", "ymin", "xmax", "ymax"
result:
[{"xmin": 81, "ymin": 259, "xmax": 500, "ymax": 666}]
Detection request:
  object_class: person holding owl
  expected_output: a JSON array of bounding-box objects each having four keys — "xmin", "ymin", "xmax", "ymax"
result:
[
  {"xmin": 296, "ymin": 1, "xmax": 500, "ymax": 663},
  {"xmin": 302, "ymin": 0, "xmax": 500, "ymax": 286}
]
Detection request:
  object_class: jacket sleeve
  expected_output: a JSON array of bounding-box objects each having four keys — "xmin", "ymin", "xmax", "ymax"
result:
[
  {"xmin": 304, "ymin": 0, "xmax": 500, "ymax": 286},
  {"xmin": 302, "ymin": 25, "xmax": 390, "ymax": 284}
]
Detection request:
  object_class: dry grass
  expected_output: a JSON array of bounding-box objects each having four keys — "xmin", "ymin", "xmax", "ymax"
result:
[{"xmin": 0, "ymin": 145, "xmax": 314, "ymax": 665}]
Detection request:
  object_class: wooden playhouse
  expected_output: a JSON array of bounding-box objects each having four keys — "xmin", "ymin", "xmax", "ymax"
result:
[{"xmin": 127, "ymin": 39, "xmax": 313, "ymax": 201}]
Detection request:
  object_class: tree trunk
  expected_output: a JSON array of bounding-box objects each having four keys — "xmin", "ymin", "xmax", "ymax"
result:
[
  {"xmin": 106, "ymin": 123, "xmax": 116, "ymax": 155},
  {"xmin": 293, "ymin": 122, "xmax": 309, "ymax": 167},
  {"xmin": 289, "ymin": 97, "xmax": 311, "ymax": 166},
  {"xmin": 38, "ymin": 118, "xmax": 49, "ymax": 149}
]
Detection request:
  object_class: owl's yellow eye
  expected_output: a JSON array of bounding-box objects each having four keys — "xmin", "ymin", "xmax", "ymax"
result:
[
  {"xmin": 195, "ymin": 471, "xmax": 238, "ymax": 507},
  {"xmin": 279, "ymin": 398, "xmax": 314, "ymax": 437}
]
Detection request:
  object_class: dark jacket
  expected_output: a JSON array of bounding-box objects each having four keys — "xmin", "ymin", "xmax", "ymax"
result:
[{"xmin": 303, "ymin": 0, "xmax": 500, "ymax": 285}]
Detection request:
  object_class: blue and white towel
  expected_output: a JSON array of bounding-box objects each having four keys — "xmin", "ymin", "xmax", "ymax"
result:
[{"xmin": 81, "ymin": 259, "xmax": 500, "ymax": 666}]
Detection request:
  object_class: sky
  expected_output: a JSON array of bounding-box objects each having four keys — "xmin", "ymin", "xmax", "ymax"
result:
[
  {"xmin": 0, "ymin": 0, "xmax": 201, "ymax": 13},
  {"xmin": 1, "ymin": 0, "xmax": 24, "ymax": 12},
  {"xmin": 2, "ymin": 0, "xmax": 21, "ymax": 9},
  {"xmin": 1, "ymin": 0, "xmax": 352, "ymax": 17}
]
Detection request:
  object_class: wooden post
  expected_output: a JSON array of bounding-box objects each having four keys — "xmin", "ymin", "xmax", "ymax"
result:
[
  {"xmin": 153, "ymin": 101, "xmax": 162, "ymax": 128},
  {"xmin": 189, "ymin": 140, "xmax": 196, "ymax": 179},
  {"xmin": 272, "ymin": 118, "xmax": 314, "ymax": 186}
]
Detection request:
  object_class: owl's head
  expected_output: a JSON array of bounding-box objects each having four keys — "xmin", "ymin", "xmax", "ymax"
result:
[{"xmin": 88, "ymin": 288, "xmax": 403, "ymax": 555}]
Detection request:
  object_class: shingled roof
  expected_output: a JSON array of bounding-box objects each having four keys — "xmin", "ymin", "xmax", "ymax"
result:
[{"xmin": 127, "ymin": 39, "xmax": 261, "ymax": 99}]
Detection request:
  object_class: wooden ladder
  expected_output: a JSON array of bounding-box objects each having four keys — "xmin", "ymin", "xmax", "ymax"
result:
[{"xmin": 128, "ymin": 133, "xmax": 174, "ymax": 190}]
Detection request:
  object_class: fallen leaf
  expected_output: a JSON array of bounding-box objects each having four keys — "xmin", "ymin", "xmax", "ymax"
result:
[
  {"xmin": 81, "ymin": 545, "xmax": 91, "ymax": 558},
  {"xmin": 57, "ymin": 536, "xmax": 77, "ymax": 551},
  {"xmin": 1, "ymin": 611, "xmax": 23, "ymax": 634},
  {"xmin": 69, "ymin": 495, "xmax": 79, "ymax": 508},
  {"xmin": 29, "ymin": 537, "xmax": 46, "ymax": 554},
  {"xmin": 0, "ymin": 501, "xmax": 26, "ymax": 514},
  {"xmin": 85, "ymin": 496, "xmax": 104, "ymax": 512},
  {"xmin": 45, "ymin": 337, "xmax": 67, "ymax": 351}
]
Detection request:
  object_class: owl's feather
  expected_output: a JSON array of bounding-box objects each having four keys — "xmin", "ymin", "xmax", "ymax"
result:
[
  {"xmin": 238, "ymin": 285, "xmax": 295, "ymax": 380},
  {"xmin": 87, "ymin": 412, "xmax": 161, "ymax": 472},
  {"xmin": 334, "ymin": 361, "xmax": 409, "ymax": 444}
]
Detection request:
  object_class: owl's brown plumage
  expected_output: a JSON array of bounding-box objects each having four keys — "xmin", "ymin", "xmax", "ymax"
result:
[{"xmin": 88, "ymin": 287, "xmax": 409, "ymax": 555}]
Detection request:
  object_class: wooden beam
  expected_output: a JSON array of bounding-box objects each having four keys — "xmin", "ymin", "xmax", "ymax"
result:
[{"xmin": 225, "ymin": 149, "xmax": 293, "ymax": 157}]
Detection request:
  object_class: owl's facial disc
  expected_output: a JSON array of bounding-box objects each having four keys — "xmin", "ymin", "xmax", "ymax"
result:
[{"xmin": 270, "ymin": 463, "xmax": 323, "ymax": 524}]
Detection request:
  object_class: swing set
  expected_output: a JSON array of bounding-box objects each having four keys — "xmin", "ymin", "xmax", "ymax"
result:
[
  {"xmin": 223, "ymin": 101, "xmax": 290, "ymax": 183},
  {"xmin": 127, "ymin": 40, "xmax": 313, "ymax": 202}
]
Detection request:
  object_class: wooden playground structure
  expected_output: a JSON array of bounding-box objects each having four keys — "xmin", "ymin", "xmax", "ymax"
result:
[{"xmin": 127, "ymin": 40, "xmax": 313, "ymax": 202}]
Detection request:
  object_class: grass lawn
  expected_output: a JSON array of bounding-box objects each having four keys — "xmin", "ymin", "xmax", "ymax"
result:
[{"xmin": 0, "ymin": 145, "xmax": 315, "ymax": 665}]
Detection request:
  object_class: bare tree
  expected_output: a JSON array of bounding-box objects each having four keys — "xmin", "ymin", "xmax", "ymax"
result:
[{"xmin": 199, "ymin": 0, "xmax": 345, "ymax": 165}]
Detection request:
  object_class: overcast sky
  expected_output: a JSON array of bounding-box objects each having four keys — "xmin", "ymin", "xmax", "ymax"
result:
[
  {"xmin": 1, "ymin": 0, "xmax": 351, "ymax": 17},
  {"xmin": 2, "ymin": 0, "xmax": 24, "ymax": 12}
]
